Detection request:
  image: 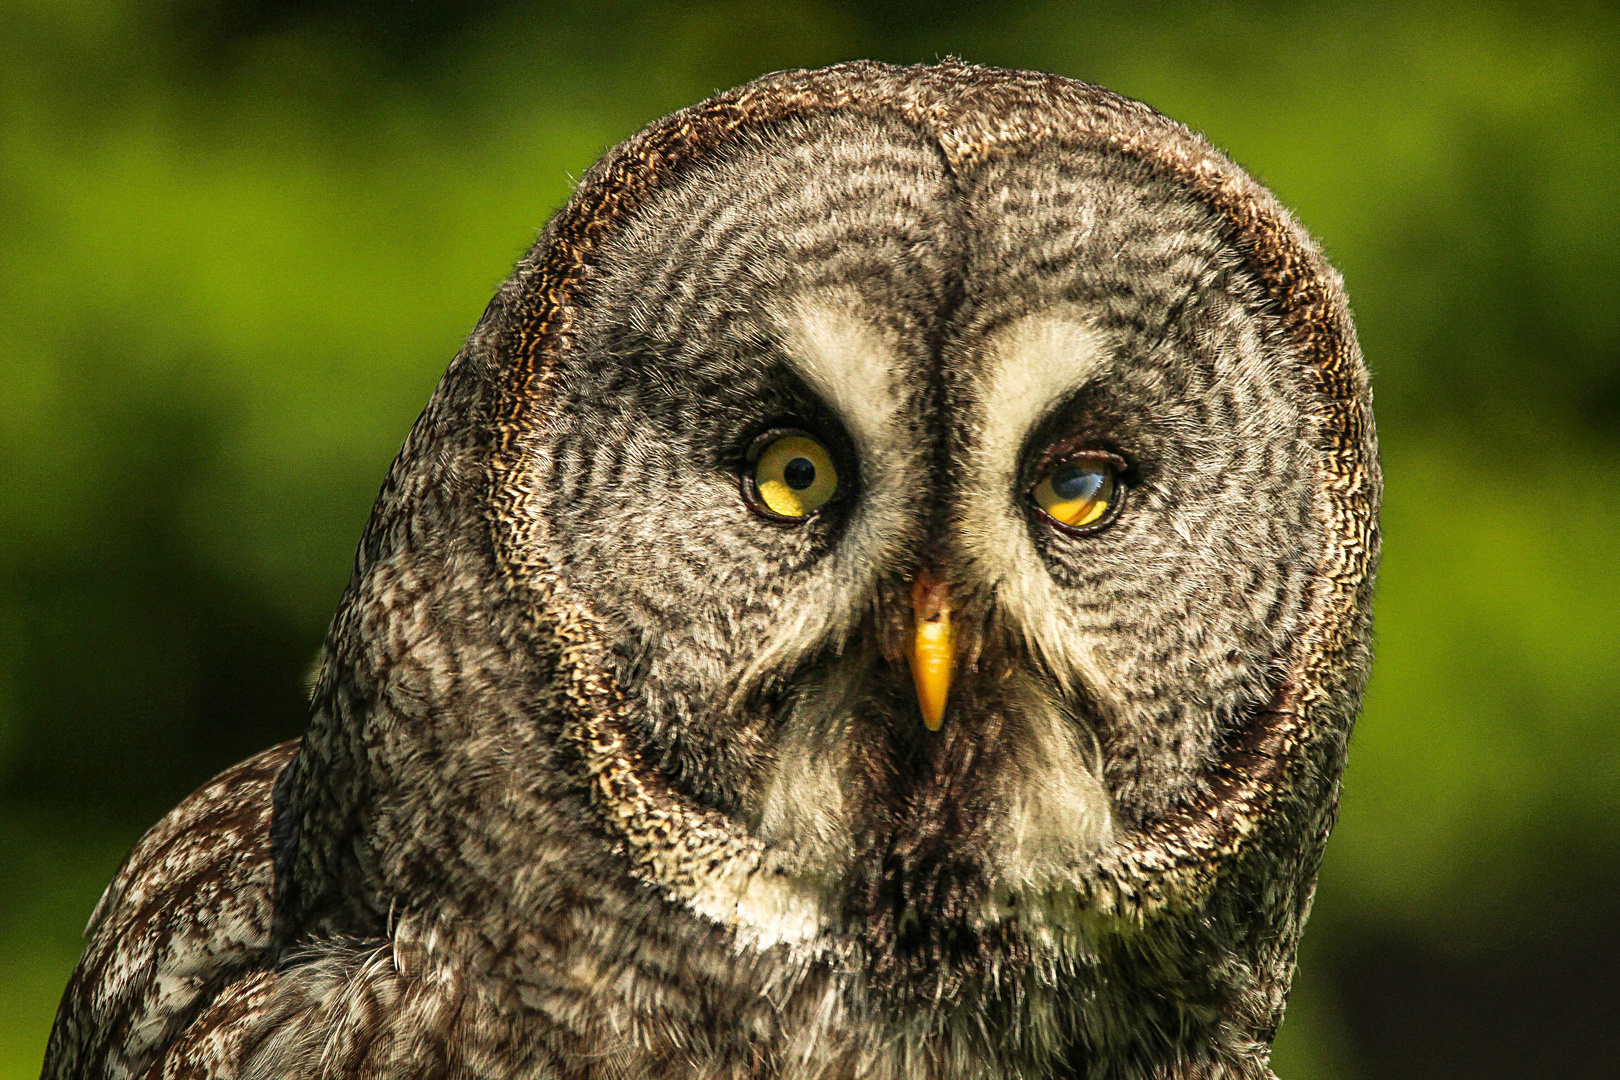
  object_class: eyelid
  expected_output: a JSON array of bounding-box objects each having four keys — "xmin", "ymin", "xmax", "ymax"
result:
[
  {"xmin": 745, "ymin": 425, "xmax": 814, "ymax": 463},
  {"xmin": 1028, "ymin": 440, "xmax": 1128, "ymax": 480}
]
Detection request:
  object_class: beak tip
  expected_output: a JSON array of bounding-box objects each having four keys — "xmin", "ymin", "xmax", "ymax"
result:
[{"xmin": 910, "ymin": 626, "xmax": 954, "ymax": 732}]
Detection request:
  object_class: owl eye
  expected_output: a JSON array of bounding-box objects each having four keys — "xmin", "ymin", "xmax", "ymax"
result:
[
  {"xmin": 1031, "ymin": 454, "xmax": 1121, "ymax": 533},
  {"xmin": 746, "ymin": 431, "xmax": 840, "ymax": 520}
]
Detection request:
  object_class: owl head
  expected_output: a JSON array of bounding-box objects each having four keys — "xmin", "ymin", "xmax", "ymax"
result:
[{"xmin": 273, "ymin": 61, "xmax": 1377, "ymax": 1069}]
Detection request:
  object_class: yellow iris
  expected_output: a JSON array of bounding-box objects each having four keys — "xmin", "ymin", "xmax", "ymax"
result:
[
  {"xmin": 1032, "ymin": 458, "xmax": 1116, "ymax": 529},
  {"xmin": 754, "ymin": 434, "xmax": 839, "ymax": 518}
]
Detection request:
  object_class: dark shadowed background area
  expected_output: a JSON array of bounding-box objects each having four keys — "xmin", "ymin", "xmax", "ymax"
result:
[{"xmin": 2, "ymin": 2, "xmax": 1617, "ymax": 1076}]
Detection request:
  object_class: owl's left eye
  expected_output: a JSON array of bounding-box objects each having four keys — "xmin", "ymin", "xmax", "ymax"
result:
[
  {"xmin": 744, "ymin": 430, "xmax": 840, "ymax": 521},
  {"xmin": 1030, "ymin": 453, "xmax": 1123, "ymax": 533}
]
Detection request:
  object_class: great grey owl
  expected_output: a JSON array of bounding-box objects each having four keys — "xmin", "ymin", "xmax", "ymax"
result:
[{"xmin": 42, "ymin": 61, "xmax": 1378, "ymax": 1080}]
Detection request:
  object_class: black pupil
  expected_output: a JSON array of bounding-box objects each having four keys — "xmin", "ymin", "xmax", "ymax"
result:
[
  {"xmin": 783, "ymin": 456, "xmax": 817, "ymax": 491},
  {"xmin": 1053, "ymin": 465, "xmax": 1104, "ymax": 502}
]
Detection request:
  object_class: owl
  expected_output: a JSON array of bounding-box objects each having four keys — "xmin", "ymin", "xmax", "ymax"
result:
[{"xmin": 42, "ymin": 61, "xmax": 1378, "ymax": 1080}]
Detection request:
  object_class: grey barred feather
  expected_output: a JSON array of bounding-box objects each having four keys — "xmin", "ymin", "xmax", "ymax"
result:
[{"xmin": 43, "ymin": 60, "xmax": 1377, "ymax": 1080}]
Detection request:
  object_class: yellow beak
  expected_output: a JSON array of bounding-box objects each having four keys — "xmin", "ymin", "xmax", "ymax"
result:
[{"xmin": 908, "ymin": 572, "xmax": 954, "ymax": 731}]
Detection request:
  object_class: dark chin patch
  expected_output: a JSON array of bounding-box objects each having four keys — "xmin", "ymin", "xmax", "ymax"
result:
[
  {"xmin": 844, "ymin": 846, "xmax": 1025, "ymax": 1000},
  {"xmin": 832, "ymin": 663, "xmax": 1044, "ymax": 996}
]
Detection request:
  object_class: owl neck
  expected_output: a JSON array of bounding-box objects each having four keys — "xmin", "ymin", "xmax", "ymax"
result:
[{"xmin": 270, "ymin": 601, "xmax": 1281, "ymax": 1080}]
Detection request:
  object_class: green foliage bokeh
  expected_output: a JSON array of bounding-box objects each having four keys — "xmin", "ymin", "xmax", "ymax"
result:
[{"xmin": 2, "ymin": 2, "xmax": 1617, "ymax": 1076}]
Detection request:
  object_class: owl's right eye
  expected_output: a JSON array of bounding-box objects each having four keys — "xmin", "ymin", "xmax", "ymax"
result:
[{"xmin": 743, "ymin": 430, "xmax": 840, "ymax": 521}]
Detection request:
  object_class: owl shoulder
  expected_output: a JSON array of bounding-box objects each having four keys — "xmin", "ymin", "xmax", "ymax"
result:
[{"xmin": 40, "ymin": 741, "xmax": 299, "ymax": 1080}]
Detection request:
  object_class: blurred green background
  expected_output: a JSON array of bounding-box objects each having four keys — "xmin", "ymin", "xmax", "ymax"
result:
[{"xmin": 2, "ymin": 1, "xmax": 1617, "ymax": 1076}]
